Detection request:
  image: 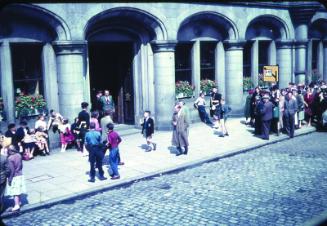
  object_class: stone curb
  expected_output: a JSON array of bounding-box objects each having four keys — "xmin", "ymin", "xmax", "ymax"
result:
[{"xmin": 1, "ymin": 127, "xmax": 316, "ymax": 219}]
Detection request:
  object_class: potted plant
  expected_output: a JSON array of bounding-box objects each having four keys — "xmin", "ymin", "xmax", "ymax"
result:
[
  {"xmin": 200, "ymin": 79, "xmax": 216, "ymax": 96},
  {"xmin": 243, "ymin": 77, "xmax": 253, "ymax": 91},
  {"xmin": 15, "ymin": 94, "xmax": 47, "ymax": 119},
  {"xmin": 175, "ymin": 81, "xmax": 194, "ymax": 99}
]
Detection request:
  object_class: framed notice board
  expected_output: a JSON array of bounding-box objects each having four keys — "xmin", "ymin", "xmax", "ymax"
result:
[{"xmin": 263, "ymin": 65, "xmax": 279, "ymax": 83}]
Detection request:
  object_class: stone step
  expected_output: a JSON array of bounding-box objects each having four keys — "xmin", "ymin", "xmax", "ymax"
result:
[{"xmin": 114, "ymin": 124, "xmax": 140, "ymax": 137}]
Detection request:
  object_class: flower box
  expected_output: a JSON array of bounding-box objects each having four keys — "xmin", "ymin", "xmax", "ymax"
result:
[
  {"xmin": 200, "ymin": 79, "xmax": 216, "ymax": 96},
  {"xmin": 15, "ymin": 94, "xmax": 47, "ymax": 119},
  {"xmin": 176, "ymin": 81, "xmax": 194, "ymax": 99}
]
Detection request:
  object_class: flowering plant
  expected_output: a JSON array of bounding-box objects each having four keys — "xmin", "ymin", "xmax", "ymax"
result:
[
  {"xmin": 243, "ymin": 77, "xmax": 253, "ymax": 91},
  {"xmin": 175, "ymin": 81, "xmax": 194, "ymax": 97},
  {"xmin": 200, "ymin": 79, "xmax": 216, "ymax": 95},
  {"xmin": 15, "ymin": 94, "xmax": 47, "ymax": 118}
]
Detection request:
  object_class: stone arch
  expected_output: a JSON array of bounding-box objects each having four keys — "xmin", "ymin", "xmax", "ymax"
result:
[
  {"xmin": 309, "ymin": 18, "xmax": 327, "ymax": 39},
  {"xmin": 0, "ymin": 3, "xmax": 71, "ymax": 41},
  {"xmin": 84, "ymin": 7, "xmax": 167, "ymax": 43},
  {"xmin": 177, "ymin": 11, "xmax": 239, "ymax": 41},
  {"xmin": 245, "ymin": 15, "xmax": 290, "ymax": 40}
]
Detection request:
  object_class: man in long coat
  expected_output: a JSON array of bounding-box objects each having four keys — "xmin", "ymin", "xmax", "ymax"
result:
[{"xmin": 173, "ymin": 102, "xmax": 190, "ymax": 156}]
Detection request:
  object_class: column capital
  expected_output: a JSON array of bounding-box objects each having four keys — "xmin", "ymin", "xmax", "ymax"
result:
[
  {"xmin": 294, "ymin": 39, "xmax": 308, "ymax": 48},
  {"xmin": 276, "ymin": 39, "xmax": 294, "ymax": 49},
  {"xmin": 52, "ymin": 40, "xmax": 87, "ymax": 55},
  {"xmin": 151, "ymin": 40, "xmax": 177, "ymax": 53},
  {"xmin": 223, "ymin": 40, "xmax": 247, "ymax": 50}
]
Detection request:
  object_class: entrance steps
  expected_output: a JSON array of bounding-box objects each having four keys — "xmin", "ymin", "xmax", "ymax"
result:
[{"xmin": 114, "ymin": 124, "xmax": 140, "ymax": 137}]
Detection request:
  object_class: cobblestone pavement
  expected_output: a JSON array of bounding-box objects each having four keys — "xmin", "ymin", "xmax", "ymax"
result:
[{"xmin": 3, "ymin": 132, "xmax": 327, "ymax": 226}]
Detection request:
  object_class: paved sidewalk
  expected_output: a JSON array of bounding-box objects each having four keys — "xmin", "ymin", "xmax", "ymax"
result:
[{"xmin": 1, "ymin": 118, "xmax": 315, "ymax": 217}]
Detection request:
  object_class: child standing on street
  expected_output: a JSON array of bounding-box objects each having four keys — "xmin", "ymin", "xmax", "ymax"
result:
[
  {"xmin": 141, "ymin": 111, "xmax": 156, "ymax": 152},
  {"xmin": 107, "ymin": 123, "xmax": 122, "ymax": 180},
  {"xmin": 215, "ymin": 98, "xmax": 232, "ymax": 137}
]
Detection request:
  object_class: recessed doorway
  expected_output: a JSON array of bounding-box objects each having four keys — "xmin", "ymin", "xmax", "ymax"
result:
[{"xmin": 88, "ymin": 42, "xmax": 134, "ymax": 124}]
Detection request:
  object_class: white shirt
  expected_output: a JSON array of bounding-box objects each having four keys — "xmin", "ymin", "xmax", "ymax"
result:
[
  {"xmin": 195, "ymin": 97, "xmax": 206, "ymax": 106},
  {"xmin": 35, "ymin": 120, "xmax": 47, "ymax": 131}
]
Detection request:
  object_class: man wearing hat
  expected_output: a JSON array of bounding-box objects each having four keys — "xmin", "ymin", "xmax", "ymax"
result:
[{"xmin": 260, "ymin": 94, "xmax": 274, "ymax": 140}]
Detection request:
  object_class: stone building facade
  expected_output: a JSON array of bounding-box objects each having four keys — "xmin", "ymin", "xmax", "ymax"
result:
[{"xmin": 0, "ymin": 2, "xmax": 327, "ymax": 129}]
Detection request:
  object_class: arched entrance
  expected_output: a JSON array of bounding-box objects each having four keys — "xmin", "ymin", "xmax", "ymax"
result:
[
  {"xmin": 308, "ymin": 18, "xmax": 327, "ymax": 82},
  {"xmin": 85, "ymin": 8, "xmax": 166, "ymax": 125},
  {"xmin": 0, "ymin": 3, "xmax": 69, "ymax": 122},
  {"xmin": 176, "ymin": 12, "xmax": 238, "ymax": 98},
  {"xmin": 245, "ymin": 15, "xmax": 290, "ymax": 88}
]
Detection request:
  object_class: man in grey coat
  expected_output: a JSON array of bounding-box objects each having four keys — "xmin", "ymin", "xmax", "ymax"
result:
[
  {"xmin": 283, "ymin": 91, "xmax": 298, "ymax": 138},
  {"xmin": 100, "ymin": 109, "xmax": 114, "ymax": 142},
  {"xmin": 174, "ymin": 102, "xmax": 190, "ymax": 156}
]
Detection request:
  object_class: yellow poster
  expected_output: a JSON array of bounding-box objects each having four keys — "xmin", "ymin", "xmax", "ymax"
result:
[{"xmin": 263, "ymin": 65, "xmax": 279, "ymax": 82}]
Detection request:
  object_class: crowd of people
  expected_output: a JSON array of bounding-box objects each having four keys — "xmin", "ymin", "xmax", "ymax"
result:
[
  {"xmin": 244, "ymin": 81, "xmax": 327, "ymax": 140},
  {"xmin": 1, "ymin": 82, "xmax": 326, "ymax": 213}
]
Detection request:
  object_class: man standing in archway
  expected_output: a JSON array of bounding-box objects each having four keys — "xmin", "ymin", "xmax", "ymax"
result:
[{"xmin": 100, "ymin": 90, "xmax": 115, "ymax": 120}]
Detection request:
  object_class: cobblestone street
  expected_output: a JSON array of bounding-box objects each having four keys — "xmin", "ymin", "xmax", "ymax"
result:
[{"xmin": 3, "ymin": 132, "xmax": 327, "ymax": 226}]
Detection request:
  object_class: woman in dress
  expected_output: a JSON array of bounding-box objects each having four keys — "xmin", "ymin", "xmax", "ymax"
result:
[
  {"xmin": 59, "ymin": 119, "xmax": 75, "ymax": 153},
  {"xmin": 90, "ymin": 111, "xmax": 102, "ymax": 133},
  {"xmin": 71, "ymin": 117, "xmax": 82, "ymax": 151},
  {"xmin": 35, "ymin": 114, "xmax": 47, "ymax": 132},
  {"xmin": 22, "ymin": 129, "xmax": 37, "ymax": 160},
  {"xmin": 35, "ymin": 127, "xmax": 50, "ymax": 155},
  {"xmin": 6, "ymin": 145, "xmax": 26, "ymax": 212},
  {"xmin": 304, "ymin": 87, "xmax": 314, "ymax": 126}
]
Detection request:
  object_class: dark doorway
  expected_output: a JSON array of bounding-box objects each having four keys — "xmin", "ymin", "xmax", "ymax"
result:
[{"xmin": 88, "ymin": 42, "xmax": 134, "ymax": 124}]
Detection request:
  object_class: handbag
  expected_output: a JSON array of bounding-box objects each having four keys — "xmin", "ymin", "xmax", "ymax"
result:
[{"xmin": 273, "ymin": 106, "xmax": 280, "ymax": 119}]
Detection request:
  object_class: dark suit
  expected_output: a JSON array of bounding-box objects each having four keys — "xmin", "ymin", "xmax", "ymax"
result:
[
  {"xmin": 141, "ymin": 117, "xmax": 154, "ymax": 137},
  {"xmin": 78, "ymin": 110, "xmax": 90, "ymax": 129},
  {"xmin": 78, "ymin": 110, "xmax": 90, "ymax": 146},
  {"xmin": 284, "ymin": 97, "xmax": 298, "ymax": 138},
  {"xmin": 100, "ymin": 95, "xmax": 115, "ymax": 113},
  {"xmin": 261, "ymin": 100, "xmax": 273, "ymax": 139}
]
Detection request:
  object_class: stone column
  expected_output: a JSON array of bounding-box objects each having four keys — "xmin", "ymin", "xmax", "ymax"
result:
[
  {"xmin": 268, "ymin": 40, "xmax": 277, "ymax": 65},
  {"xmin": 224, "ymin": 40, "xmax": 246, "ymax": 113},
  {"xmin": 317, "ymin": 40, "xmax": 323, "ymax": 77},
  {"xmin": 0, "ymin": 41, "xmax": 15, "ymax": 122},
  {"xmin": 42, "ymin": 43, "xmax": 60, "ymax": 112},
  {"xmin": 306, "ymin": 39, "xmax": 313, "ymax": 83},
  {"xmin": 294, "ymin": 40, "xmax": 308, "ymax": 84},
  {"xmin": 151, "ymin": 40, "xmax": 177, "ymax": 130},
  {"xmin": 215, "ymin": 41, "xmax": 225, "ymax": 98},
  {"xmin": 192, "ymin": 40, "xmax": 200, "ymax": 96},
  {"xmin": 251, "ymin": 40, "xmax": 259, "ymax": 87},
  {"xmin": 294, "ymin": 24, "xmax": 308, "ymax": 84},
  {"xmin": 276, "ymin": 40, "xmax": 293, "ymax": 89},
  {"xmin": 53, "ymin": 40, "xmax": 87, "ymax": 122},
  {"xmin": 323, "ymin": 39, "xmax": 327, "ymax": 82}
]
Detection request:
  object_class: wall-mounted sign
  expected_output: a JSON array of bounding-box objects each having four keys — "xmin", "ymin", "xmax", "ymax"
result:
[{"xmin": 263, "ymin": 65, "xmax": 279, "ymax": 83}]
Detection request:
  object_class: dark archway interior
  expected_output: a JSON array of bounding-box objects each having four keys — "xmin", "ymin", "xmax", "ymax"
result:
[
  {"xmin": 88, "ymin": 42, "xmax": 134, "ymax": 124},
  {"xmin": 10, "ymin": 43, "xmax": 43, "ymax": 97}
]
